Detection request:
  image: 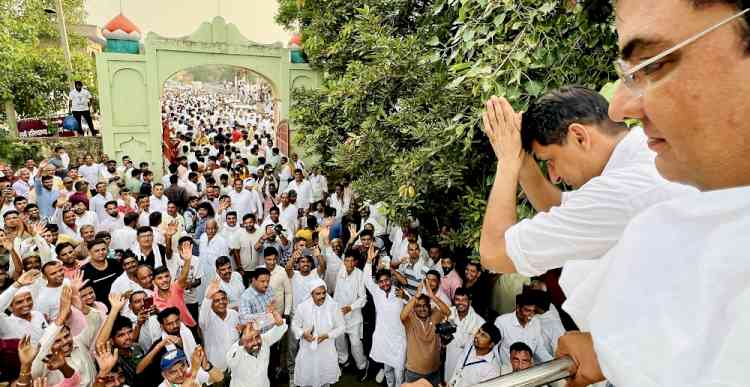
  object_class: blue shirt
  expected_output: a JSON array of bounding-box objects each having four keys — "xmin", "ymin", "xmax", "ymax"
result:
[
  {"xmin": 34, "ymin": 180, "xmax": 60, "ymax": 219},
  {"xmin": 239, "ymin": 285, "xmax": 274, "ymax": 323}
]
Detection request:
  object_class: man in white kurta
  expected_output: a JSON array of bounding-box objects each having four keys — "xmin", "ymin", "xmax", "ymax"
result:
[
  {"xmin": 225, "ymin": 312, "xmax": 287, "ymax": 387},
  {"xmin": 199, "ymin": 280, "xmax": 240, "ymax": 371},
  {"xmin": 333, "ymin": 252, "xmax": 368, "ymax": 372},
  {"xmin": 553, "ymin": 2, "xmax": 750, "ymax": 386},
  {"xmin": 292, "ymin": 279, "xmax": 345, "ymax": 387},
  {"xmin": 445, "ymin": 288, "xmax": 485, "ymax": 382},
  {"xmin": 364, "ymin": 248, "xmax": 408, "ymax": 387}
]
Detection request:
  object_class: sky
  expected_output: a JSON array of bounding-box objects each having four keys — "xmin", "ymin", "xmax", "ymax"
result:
[{"xmin": 84, "ymin": 0, "xmax": 293, "ymax": 45}]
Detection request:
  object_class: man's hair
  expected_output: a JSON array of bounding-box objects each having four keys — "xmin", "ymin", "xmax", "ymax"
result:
[
  {"xmin": 426, "ymin": 269, "xmax": 441, "ymax": 279},
  {"xmin": 242, "ymin": 213, "xmax": 256, "ymax": 222},
  {"xmin": 153, "ymin": 266, "xmax": 170, "ymax": 277},
  {"xmin": 215, "ymin": 256, "xmax": 231, "ymax": 269},
  {"xmin": 481, "ymin": 322, "xmax": 502, "ymax": 345},
  {"xmin": 375, "ymin": 269, "xmax": 391, "ymax": 282},
  {"xmin": 263, "ymin": 246, "xmax": 278, "ymax": 257},
  {"xmin": 124, "ymin": 212, "xmax": 140, "ymax": 227},
  {"xmin": 515, "ymin": 291, "xmax": 540, "ymax": 309},
  {"xmin": 157, "ymin": 307, "xmax": 180, "ymax": 324},
  {"xmin": 55, "ymin": 242, "xmax": 74, "ymax": 255},
  {"xmin": 465, "ymin": 260, "xmax": 482, "ymax": 272},
  {"xmin": 520, "ymin": 86, "xmax": 627, "ymax": 153},
  {"xmin": 359, "ymin": 229, "xmax": 374, "ymax": 239},
  {"xmin": 344, "ymin": 249, "xmax": 360, "ymax": 261},
  {"xmin": 454, "ymin": 287, "xmax": 471, "ymax": 300},
  {"xmin": 252, "ymin": 267, "xmax": 271, "ymax": 280},
  {"xmin": 136, "ymin": 226, "xmax": 153, "ymax": 236},
  {"xmin": 111, "ymin": 315, "xmax": 133, "ymax": 339},
  {"xmin": 509, "ymin": 341, "xmax": 534, "ymax": 357},
  {"xmin": 87, "ymin": 238, "xmax": 107, "ymax": 250}
]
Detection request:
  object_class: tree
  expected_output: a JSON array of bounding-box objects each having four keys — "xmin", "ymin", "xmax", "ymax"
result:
[
  {"xmin": 0, "ymin": 0, "xmax": 95, "ymax": 120},
  {"xmin": 277, "ymin": 0, "xmax": 617, "ymax": 253}
]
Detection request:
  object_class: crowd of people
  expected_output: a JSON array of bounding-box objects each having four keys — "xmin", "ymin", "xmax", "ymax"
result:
[{"xmin": 0, "ymin": 79, "xmax": 573, "ymax": 387}]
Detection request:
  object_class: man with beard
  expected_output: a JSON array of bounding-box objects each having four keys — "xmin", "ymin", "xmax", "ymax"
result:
[
  {"xmin": 225, "ymin": 304, "xmax": 287, "ymax": 387},
  {"xmin": 98, "ymin": 201, "xmax": 124, "ymax": 234},
  {"xmin": 0, "ymin": 270, "xmax": 44, "ymax": 342},
  {"xmin": 323, "ymin": 238, "xmax": 344, "ymax": 294},
  {"xmin": 122, "ymin": 289, "xmax": 161, "ymax": 351},
  {"xmin": 159, "ymin": 346, "xmax": 223, "ymax": 387},
  {"xmin": 199, "ymin": 278, "xmax": 240, "ymax": 372},
  {"xmin": 110, "ymin": 251, "xmax": 143, "ymax": 295},
  {"xmin": 439, "ymin": 255, "xmax": 462, "ymax": 301},
  {"xmin": 292, "ymin": 279, "xmax": 345, "ymax": 387},
  {"xmin": 34, "ymin": 173, "xmax": 59, "ymax": 220},
  {"xmin": 230, "ymin": 213, "xmax": 263, "ymax": 278},
  {"xmin": 364, "ymin": 245, "xmax": 408, "ymax": 387},
  {"xmin": 24, "ymin": 204, "xmax": 46, "ymax": 229},
  {"xmin": 31, "ymin": 285, "xmax": 102, "ymax": 385},
  {"xmin": 444, "ymin": 288, "xmax": 485, "ymax": 383},
  {"xmin": 136, "ymin": 307, "xmax": 198, "ymax": 387},
  {"xmin": 333, "ymin": 249, "xmax": 368, "ymax": 378},
  {"xmin": 55, "ymin": 242, "xmax": 81, "ymax": 280},
  {"xmin": 462, "ymin": 261, "xmax": 496, "ymax": 321}
]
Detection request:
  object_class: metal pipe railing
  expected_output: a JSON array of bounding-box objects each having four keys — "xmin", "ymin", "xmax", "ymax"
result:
[{"xmin": 473, "ymin": 356, "xmax": 575, "ymax": 387}]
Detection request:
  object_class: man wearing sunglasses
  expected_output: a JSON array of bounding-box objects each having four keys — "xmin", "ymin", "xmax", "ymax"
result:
[{"xmin": 555, "ymin": 1, "xmax": 750, "ymax": 386}]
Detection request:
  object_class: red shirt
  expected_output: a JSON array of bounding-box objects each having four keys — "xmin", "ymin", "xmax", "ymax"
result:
[{"xmin": 153, "ymin": 281, "xmax": 196, "ymax": 327}]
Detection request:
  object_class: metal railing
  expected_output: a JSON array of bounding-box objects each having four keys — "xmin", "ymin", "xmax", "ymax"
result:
[{"xmin": 473, "ymin": 356, "xmax": 574, "ymax": 387}]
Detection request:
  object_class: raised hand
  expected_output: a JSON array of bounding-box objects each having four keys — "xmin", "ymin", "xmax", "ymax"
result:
[
  {"xmin": 482, "ymin": 96, "xmax": 524, "ymax": 165},
  {"xmin": 32, "ymin": 378, "xmax": 48, "ymax": 387},
  {"xmin": 32, "ymin": 222, "xmax": 46, "ymax": 237},
  {"xmin": 423, "ymin": 279, "xmax": 433, "ymax": 298},
  {"xmin": 108, "ymin": 292, "xmax": 126, "ymax": 311},
  {"xmin": 57, "ymin": 286, "xmax": 73, "ymax": 323},
  {"xmin": 17, "ymin": 335, "xmax": 39, "ymax": 366},
  {"xmin": 367, "ymin": 245, "xmax": 376, "ymax": 263},
  {"xmin": 166, "ymin": 221, "xmax": 178, "ymax": 237},
  {"xmin": 0, "ymin": 236, "xmax": 12, "ymax": 251},
  {"xmin": 16, "ymin": 269, "xmax": 40, "ymax": 287},
  {"xmin": 95, "ymin": 341, "xmax": 119, "ymax": 374},
  {"xmin": 70, "ymin": 269, "xmax": 89, "ymax": 291},
  {"xmin": 205, "ymin": 278, "xmax": 221, "ymax": 299},
  {"xmin": 180, "ymin": 241, "xmax": 192, "ymax": 260},
  {"xmin": 347, "ymin": 223, "xmax": 357, "ymax": 236}
]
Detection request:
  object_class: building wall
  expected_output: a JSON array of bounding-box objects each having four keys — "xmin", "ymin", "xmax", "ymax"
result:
[{"xmin": 84, "ymin": 0, "xmax": 292, "ymax": 46}]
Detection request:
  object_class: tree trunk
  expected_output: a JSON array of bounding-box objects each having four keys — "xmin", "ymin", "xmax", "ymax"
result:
[{"xmin": 4, "ymin": 100, "xmax": 18, "ymax": 138}]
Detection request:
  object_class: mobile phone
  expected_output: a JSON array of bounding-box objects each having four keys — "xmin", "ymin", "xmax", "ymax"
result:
[{"xmin": 143, "ymin": 296, "xmax": 154, "ymax": 311}]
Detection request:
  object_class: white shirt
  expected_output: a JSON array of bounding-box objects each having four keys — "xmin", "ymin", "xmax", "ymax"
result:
[
  {"xmin": 494, "ymin": 312, "xmax": 551, "ymax": 365},
  {"xmin": 91, "ymin": 192, "xmax": 113, "ymax": 219},
  {"xmin": 286, "ymin": 179, "xmax": 312, "ymax": 210},
  {"xmin": 449, "ymin": 345, "xmax": 502, "ymax": 387},
  {"xmin": 175, "ymin": 256, "xmax": 203, "ymax": 304},
  {"xmin": 110, "ymin": 227, "xmax": 137, "ymax": 251},
  {"xmin": 229, "ymin": 189, "xmax": 257, "ymax": 219},
  {"xmin": 536, "ymin": 305, "xmax": 565, "ymax": 359},
  {"xmin": 230, "ymin": 227, "xmax": 264, "ymax": 271},
  {"xmin": 562, "ymin": 186, "xmax": 749, "ymax": 386},
  {"xmin": 505, "ymin": 127, "xmax": 695, "ymax": 276},
  {"xmin": 149, "ymin": 194, "xmax": 168, "ymax": 214},
  {"xmin": 78, "ymin": 164, "xmax": 101, "ymax": 186},
  {"xmin": 445, "ymin": 306, "xmax": 485, "ymax": 382},
  {"xmin": 323, "ymin": 249, "xmax": 343, "ymax": 293},
  {"xmin": 267, "ymin": 265, "xmax": 292, "ymax": 315},
  {"xmin": 75, "ymin": 210, "xmax": 98, "ymax": 229},
  {"xmin": 219, "ymin": 272, "xmax": 246, "ymax": 310},
  {"xmin": 35, "ymin": 283, "xmax": 67, "ymax": 321},
  {"xmin": 0, "ymin": 286, "xmax": 47, "ymax": 344},
  {"xmin": 332, "ymin": 267, "xmax": 367, "ymax": 330},
  {"xmin": 290, "ymin": 271, "xmax": 321, "ymax": 313},
  {"xmin": 110, "ymin": 272, "xmax": 143, "ymax": 296},
  {"xmin": 226, "ymin": 323, "xmax": 287, "ymax": 387},
  {"xmin": 199, "ymin": 299, "xmax": 240, "ymax": 371},
  {"xmin": 69, "ymin": 88, "xmax": 92, "ymax": 111}
]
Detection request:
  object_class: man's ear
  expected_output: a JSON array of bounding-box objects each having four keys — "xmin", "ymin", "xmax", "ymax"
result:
[{"xmin": 567, "ymin": 123, "xmax": 592, "ymax": 152}]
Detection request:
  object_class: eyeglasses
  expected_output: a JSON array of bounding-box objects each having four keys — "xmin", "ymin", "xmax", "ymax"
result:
[{"xmin": 615, "ymin": 8, "xmax": 750, "ymax": 97}]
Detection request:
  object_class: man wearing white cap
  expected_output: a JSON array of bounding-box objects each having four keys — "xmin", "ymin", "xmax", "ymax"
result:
[{"xmin": 292, "ymin": 278, "xmax": 345, "ymax": 387}]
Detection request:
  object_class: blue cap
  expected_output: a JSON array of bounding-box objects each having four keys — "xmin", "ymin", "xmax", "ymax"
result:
[{"xmin": 160, "ymin": 349, "xmax": 187, "ymax": 371}]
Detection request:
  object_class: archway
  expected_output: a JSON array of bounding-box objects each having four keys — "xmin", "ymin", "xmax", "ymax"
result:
[{"xmin": 96, "ymin": 16, "xmax": 320, "ymax": 175}]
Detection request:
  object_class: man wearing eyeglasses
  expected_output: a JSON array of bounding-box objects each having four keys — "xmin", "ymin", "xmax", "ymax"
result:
[{"xmin": 554, "ymin": 1, "xmax": 750, "ymax": 386}]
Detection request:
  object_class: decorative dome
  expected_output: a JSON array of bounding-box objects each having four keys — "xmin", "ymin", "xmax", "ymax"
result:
[
  {"xmin": 102, "ymin": 13, "xmax": 141, "ymax": 41},
  {"xmin": 289, "ymin": 34, "xmax": 302, "ymax": 47}
]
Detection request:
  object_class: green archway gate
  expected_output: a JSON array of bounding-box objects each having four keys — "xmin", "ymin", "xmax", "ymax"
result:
[{"xmin": 96, "ymin": 16, "xmax": 320, "ymax": 174}]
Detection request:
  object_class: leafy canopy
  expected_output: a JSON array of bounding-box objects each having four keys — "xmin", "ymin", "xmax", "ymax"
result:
[{"xmin": 277, "ymin": 0, "xmax": 617, "ymax": 252}]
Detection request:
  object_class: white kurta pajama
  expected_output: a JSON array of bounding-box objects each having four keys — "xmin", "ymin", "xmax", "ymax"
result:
[
  {"xmin": 292, "ymin": 281, "xmax": 345, "ymax": 387},
  {"xmin": 363, "ymin": 263, "xmax": 407, "ymax": 378},
  {"xmin": 226, "ymin": 323, "xmax": 288, "ymax": 387},
  {"xmin": 333, "ymin": 266, "xmax": 368, "ymax": 368},
  {"xmin": 562, "ymin": 186, "xmax": 750, "ymax": 386}
]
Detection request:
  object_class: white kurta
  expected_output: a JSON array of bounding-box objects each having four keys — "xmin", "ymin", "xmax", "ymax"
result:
[
  {"xmin": 332, "ymin": 267, "xmax": 367, "ymax": 332},
  {"xmin": 292, "ymin": 295, "xmax": 345, "ymax": 387},
  {"xmin": 494, "ymin": 312, "xmax": 551, "ymax": 365},
  {"xmin": 363, "ymin": 263, "xmax": 407, "ymax": 369},
  {"xmin": 199, "ymin": 298, "xmax": 240, "ymax": 371},
  {"xmin": 226, "ymin": 323, "xmax": 287, "ymax": 387},
  {"xmin": 445, "ymin": 306, "xmax": 485, "ymax": 382},
  {"xmin": 562, "ymin": 186, "xmax": 750, "ymax": 386}
]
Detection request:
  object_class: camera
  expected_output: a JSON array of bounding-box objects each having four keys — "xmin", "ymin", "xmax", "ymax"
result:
[
  {"xmin": 274, "ymin": 224, "xmax": 285, "ymax": 235},
  {"xmin": 435, "ymin": 320, "xmax": 457, "ymax": 344}
]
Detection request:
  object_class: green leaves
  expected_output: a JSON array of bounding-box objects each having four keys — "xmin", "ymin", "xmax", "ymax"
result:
[{"xmin": 278, "ymin": 0, "xmax": 617, "ymax": 253}]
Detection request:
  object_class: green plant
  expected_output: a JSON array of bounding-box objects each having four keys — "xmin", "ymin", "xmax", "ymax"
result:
[
  {"xmin": 0, "ymin": 130, "xmax": 42, "ymax": 167},
  {"xmin": 277, "ymin": 0, "xmax": 618, "ymax": 252}
]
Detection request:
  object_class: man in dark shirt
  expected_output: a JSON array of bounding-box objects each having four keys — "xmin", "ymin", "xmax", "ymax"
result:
[
  {"xmin": 164, "ymin": 175, "xmax": 188, "ymax": 211},
  {"xmin": 463, "ymin": 261, "xmax": 498, "ymax": 321},
  {"xmin": 81, "ymin": 238, "xmax": 123, "ymax": 308}
]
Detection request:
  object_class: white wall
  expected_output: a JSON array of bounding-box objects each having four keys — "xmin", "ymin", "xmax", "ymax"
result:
[{"xmin": 85, "ymin": 0, "xmax": 292, "ymax": 45}]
